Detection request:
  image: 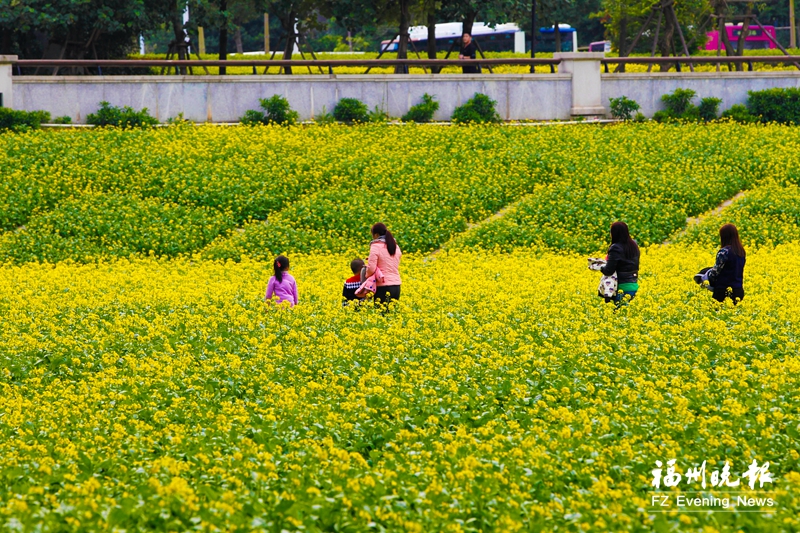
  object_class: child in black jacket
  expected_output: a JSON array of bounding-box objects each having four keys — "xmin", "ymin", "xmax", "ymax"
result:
[{"xmin": 342, "ymin": 258, "xmax": 365, "ymax": 305}]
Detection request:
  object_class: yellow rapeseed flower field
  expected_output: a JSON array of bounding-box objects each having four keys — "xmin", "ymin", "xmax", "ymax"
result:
[{"xmin": 1, "ymin": 123, "xmax": 799, "ymax": 531}]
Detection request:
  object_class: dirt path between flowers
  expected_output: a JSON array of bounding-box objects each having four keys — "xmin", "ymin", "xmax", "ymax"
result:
[
  {"xmin": 427, "ymin": 197, "xmax": 526, "ymax": 258},
  {"xmin": 662, "ymin": 191, "xmax": 747, "ymax": 245},
  {"xmin": 428, "ymin": 188, "xmax": 748, "ymax": 257}
]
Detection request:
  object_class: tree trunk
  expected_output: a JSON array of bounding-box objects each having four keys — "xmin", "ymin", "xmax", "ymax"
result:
[
  {"xmin": 427, "ymin": 10, "xmax": 438, "ymax": 73},
  {"xmin": 463, "ymin": 12, "xmax": 476, "ymax": 36},
  {"xmin": 234, "ymin": 26, "xmax": 244, "ymax": 54},
  {"xmin": 281, "ymin": 13, "xmax": 295, "ymax": 75},
  {"xmin": 395, "ymin": 0, "xmax": 410, "ymax": 74},
  {"xmin": 734, "ymin": 7, "xmax": 753, "ymax": 71},
  {"xmin": 218, "ymin": 0, "xmax": 228, "ymax": 74},
  {"xmin": 1, "ymin": 28, "xmax": 11, "ymax": 55},
  {"xmin": 171, "ymin": 3, "xmax": 187, "ymax": 73},
  {"xmin": 530, "ymin": 0, "xmax": 537, "ymax": 70},
  {"xmin": 617, "ymin": 5, "xmax": 627, "ymax": 72},
  {"xmin": 659, "ymin": 9, "xmax": 675, "ymax": 72},
  {"xmin": 554, "ymin": 22, "xmax": 561, "ymax": 52},
  {"xmin": 714, "ymin": 2, "xmax": 735, "ymax": 57}
]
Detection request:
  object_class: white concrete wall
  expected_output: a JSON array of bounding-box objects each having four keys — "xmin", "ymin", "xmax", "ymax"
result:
[
  {"xmin": 0, "ymin": 56, "xmax": 15, "ymax": 109},
  {"xmin": 555, "ymin": 53, "xmax": 606, "ymax": 115},
  {"xmin": 11, "ymin": 68, "xmax": 800, "ymax": 123},
  {"xmin": 602, "ymin": 71, "xmax": 800, "ymax": 117},
  {"xmin": 13, "ymin": 74, "xmax": 574, "ymax": 123}
]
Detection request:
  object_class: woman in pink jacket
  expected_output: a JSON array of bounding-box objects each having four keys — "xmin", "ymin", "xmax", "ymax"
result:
[{"xmin": 366, "ymin": 222, "xmax": 401, "ymax": 306}]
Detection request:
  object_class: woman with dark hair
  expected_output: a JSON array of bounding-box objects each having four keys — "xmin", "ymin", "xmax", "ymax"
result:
[
  {"xmin": 366, "ymin": 223, "xmax": 402, "ymax": 306},
  {"xmin": 600, "ymin": 221, "xmax": 640, "ymax": 305},
  {"xmin": 708, "ymin": 223, "xmax": 746, "ymax": 304}
]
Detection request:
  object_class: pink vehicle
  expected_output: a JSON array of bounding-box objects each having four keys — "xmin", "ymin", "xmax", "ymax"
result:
[{"xmin": 705, "ymin": 25, "xmax": 777, "ymax": 51}]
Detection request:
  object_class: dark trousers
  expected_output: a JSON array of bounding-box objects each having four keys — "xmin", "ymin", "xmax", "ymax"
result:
[
  {"xmin": 374, "ymin": 285, "xmax": 401, "ymax": 306},
  {"xmin": 713, "ymin": 287, "xmax": 744, "ymax": 304},
  {"xmin": 604, "ymin": 290, "xmax": 637, "ymax": 308}
]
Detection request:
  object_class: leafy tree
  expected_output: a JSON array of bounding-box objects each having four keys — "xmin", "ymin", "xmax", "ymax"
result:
[
  {"xmin": 189, "ymin": 0, "xmax": 267, "ymax": 72},
  {"xmin": 440, "ymin": 0, "xmax": 530, "ymax": 35},
  {"xmin": 0, "ymin": 0, "xmax": 163, "ymax": 58},
  {"xmin": 522, "ymin": 0, "xmax": 604, "ymax": 52},
  {"xmin": 598, "ymin": 0, "xmax": 709, "ymax": 70},
  {"xmin": 261, "ymin": 0, "xmax": 324, "ymax": 73}
]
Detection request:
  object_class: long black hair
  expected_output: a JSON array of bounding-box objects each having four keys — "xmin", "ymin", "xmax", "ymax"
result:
[
  {"xmin": 610, "ymin": 221, "xmax": 639, "ymax": 259},
  {"xmin": 720, "ymin": 223, "xmax": 745, "ymax": 257},
  {"xmin": 371, "ymin": 222, "xmax": 397, "ymax": 256},
  {"xmin": 274, "ymin": 255, "xmax": 289, "ymax": 282}
]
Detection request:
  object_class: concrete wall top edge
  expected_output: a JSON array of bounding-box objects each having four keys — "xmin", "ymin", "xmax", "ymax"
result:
[
  {"xmin": 603, "ymin": 71, "xmax": 800, "ymax": 80},
  {"xmin": 14, "ymin": 74, "xmax": 573, "ymax": 83}
]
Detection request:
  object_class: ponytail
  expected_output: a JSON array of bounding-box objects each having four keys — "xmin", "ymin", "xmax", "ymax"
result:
[
  {"xmin": 371, "ymin": 222, "xmax": 397, "ymax": 256},
  {"xmin": 384, "ymin": 230, "xmax": 397, "ymax": 256},
  {"xmin": 274, "ymin": 255, "xmax": 289, "ymax": 282}
]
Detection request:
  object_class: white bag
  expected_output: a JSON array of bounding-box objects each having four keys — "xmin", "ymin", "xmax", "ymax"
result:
[
  {"xmin": 598, "ymin": 272, "xmax": 618, "ymax": 298},
  {"xmin": 588, "ymin": 257, "xmax": 606, "ymax": 271}
]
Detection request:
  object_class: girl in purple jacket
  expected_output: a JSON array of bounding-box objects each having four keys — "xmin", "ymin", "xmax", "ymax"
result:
[{"xmin": 265, "ymin": 255, "xmax": 298, "ymax": 307}]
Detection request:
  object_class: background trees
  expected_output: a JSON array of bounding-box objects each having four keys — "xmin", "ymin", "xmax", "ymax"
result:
[
  {"xmin": 0, "ymin": 0, "xmax": 161, "ymax": 58},
  {"xmin": 1, "ymin": 0, "xmax": 795, "ymax": 60}
]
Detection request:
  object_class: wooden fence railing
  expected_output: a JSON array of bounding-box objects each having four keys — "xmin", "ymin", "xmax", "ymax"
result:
[
  {"xmin": 9, "ymin": 56, "xmax": 800, "ymax": 75},
  {"xmin": 10, "ymin": 58, "xmax": 562, "ymax": 75},
  {"xmin": 601, "ymin": 55, "xmax": 800, "ymax": 72}
]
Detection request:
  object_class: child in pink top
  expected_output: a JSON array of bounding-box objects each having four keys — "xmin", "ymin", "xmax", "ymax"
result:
[{"xmin": 265, "ymin": 255, "xmax": 298, "ymax": 307}]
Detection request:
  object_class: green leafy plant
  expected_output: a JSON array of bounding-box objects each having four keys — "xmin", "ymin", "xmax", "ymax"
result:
[
  {"xmin": 661, "ymin": 88, "xmax": 697, "ymax": 116},
  {"xmin": 721, "ymin": 104, "xmax": 758, "ymax": 124},
  {"xmin": 609, "ymin": 96, "xmax": 641, "ymax": 120},
  {"xmin": 402, "ymin": 94, "xmax": 440, "ymax": 123},
  {"xmin": 166, "ymin": 113, "xmax": 192, "ymax": 126},
  {"xmin": 240, "ymin": 95, "xmax": 299, "ymax": 126},
  {"xmin": 633, "ymin": 112, "xmax": 647, "ymax": 123},
  {"xmin": 451, "ymin": 93, "xmax": 501, "ymax": 124},
  {"xmin": 652, "ymin": 110, "xmax": 675, "ymax": 123},
  {"xmin": 53, "ymin": 115, "xmax": 73, "ymax": 125},
  {"xmin": 698, "ymin": 97, "xmax": 722, "ymax": 122},
  {"xmin": 333, "ymin": 98, "xmax": 369, "ymax": 124},
  {"xmin": 87, "ymin": 101, "xmax": 158, "ymax": 128},
  {"xmin": 747, "ymin": 87, "xmax": 800, "ymax": 124},
  {"xmin": 240, "ymin": 110, "xmax": 265, "ymax": 125},
  {"xmin": 0, "ymin": 108, "xmax": 51, "ymax": 132},
  {"xmin": 368, "ymin": 105, "xmax": 389, "ymax": 123},
  {"xmin": 314, "ymin": 106, "xmax": 336, "ymax": 125},
  {"xmin": 653, "ymin": 88, "xmax": 709, "ymax": 123}
]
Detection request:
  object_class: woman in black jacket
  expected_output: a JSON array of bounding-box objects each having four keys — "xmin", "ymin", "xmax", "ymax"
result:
[
  {"xmin": 601, "ymin": 221, "xmax": 640, "ymax": 305},
  {"xmin": 707, "ymin": 223, "xmax": 746, "ymax": 304}
]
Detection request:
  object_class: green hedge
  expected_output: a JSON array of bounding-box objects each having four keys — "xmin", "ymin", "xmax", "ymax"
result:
[
  {"xmin": 0, "ymin": 108, "xmax": 50, "ymax": 132},
  {"xmin": 748, "ymin": 88, "xmax": 800, "ymax": 124}
]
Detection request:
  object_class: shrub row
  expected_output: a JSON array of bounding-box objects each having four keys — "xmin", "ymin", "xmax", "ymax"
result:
[
  {"xmin": 0, "ymin": 108, "xmax": 51, "ymax": 132},
  {"xmin": 240, "ymin": 93, "xmax": 499, "ymax": 125},
  {"xmin": 1, "ymin": 102, "xmax": 158, "ymax": 132},
  {"xmin": 611, "ymin": 87, "xmax": 800, "ymax": 124}
]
